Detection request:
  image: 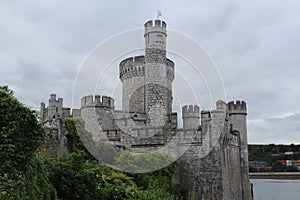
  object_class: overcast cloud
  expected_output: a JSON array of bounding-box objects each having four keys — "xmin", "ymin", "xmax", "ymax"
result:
[{"xmin": 1, "ymin": 0, "xmax": 300, "ymax": 144}]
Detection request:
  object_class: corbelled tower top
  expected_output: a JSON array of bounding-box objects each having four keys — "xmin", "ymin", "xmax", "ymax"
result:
[{"xmin": 144, "ymin": 19, "xmax": 167, "ymax": 51}]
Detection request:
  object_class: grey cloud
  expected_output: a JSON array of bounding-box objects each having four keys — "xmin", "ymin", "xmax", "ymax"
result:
[
  {"xmin": 249, "ymin": 112, "xmax": 300, "ymax": 144},
  {"xmin": 1, "ymin": 0, "xmax": 300, "ymax": 144}
]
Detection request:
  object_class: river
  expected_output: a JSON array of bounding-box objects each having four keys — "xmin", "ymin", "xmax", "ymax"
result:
[{"xmin": 251, "ymin": 179, "xmax": 300, "ymax": 200}]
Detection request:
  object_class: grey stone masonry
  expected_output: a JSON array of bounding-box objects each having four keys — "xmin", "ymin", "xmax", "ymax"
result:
[
  {"xmin": 119, "ymin": 56, "xmax": 145, "ymax": 113},
  {"xmin": 41, "ymin": 19, "xmax": 252, "ymax": 200},
  {"xmin": 40, "ymin": 94, "xmax": 71, "ymax": 126},
  {"xmin": 228, "ymin": 100, "xmax": 252, "ymax": 200},
  {"xmin": 144, "ymin": 20, "xmax": 174, "ymax": 118}
]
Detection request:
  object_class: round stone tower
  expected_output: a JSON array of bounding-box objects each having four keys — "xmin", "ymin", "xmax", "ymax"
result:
[
  {"xmin": 228, "ymin": 100, "xmax": 252, "ymax": 200},
  {"xmin": 144, "ymin": 19, "xmax": 174, "ymax": 120},
  {"xmin": 119, "ymin": 19, "xmax": 174, "ymax": 126},
  {"xmin": 119, "ymin": 56, "xmax": 145, "ymax": 113}
]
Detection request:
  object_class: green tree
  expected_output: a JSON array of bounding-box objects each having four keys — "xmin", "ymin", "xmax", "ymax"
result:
[
  {"xmin": 115, "ymin": 150, "xmax": 177, "ymax": 199},
  {"xmin": 0, "ymin": 86, "xmax": 56, "ymax": 199},
  {"xmin": 115, "ymin": 150, "xmax": 175, "ymax": 173},
  {"xmin": 48, "ymin": 151, "xmax": 140, "ymax": 200}
]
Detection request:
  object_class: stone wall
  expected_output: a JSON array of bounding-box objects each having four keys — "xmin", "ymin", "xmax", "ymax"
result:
[
  {"xmin": 80, "ymin": 95, "xmax": 116, "ymax": 142},
  {"xmin": 120, "ymin": 56, "xmax": 145, "ymax": 113},
  {"xmin": 228, "ymin": 100, "xmax": 251, "ymax": 200},
  {"xmin": 221, "ymin": 131, "xmax": 243, "ymax": 199},
  {"xmin": 178, "ymin": 143, "xmax": 223, "ymax": 199}
]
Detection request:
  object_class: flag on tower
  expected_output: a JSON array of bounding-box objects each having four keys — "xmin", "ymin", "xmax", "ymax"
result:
[{"xmin": 157, "ymin": 10, "xmax": 162, "ymax": 18}]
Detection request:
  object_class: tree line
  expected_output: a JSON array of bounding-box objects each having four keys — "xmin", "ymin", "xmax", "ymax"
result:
[{"xmin": 248, "ymin": 144, "xmax": 300, "ymax": 172}]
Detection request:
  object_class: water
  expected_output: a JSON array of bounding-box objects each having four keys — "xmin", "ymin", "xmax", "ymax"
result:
[{"xmin": 251, "ymin": 179, "xmax": 300, "ymax": 200}]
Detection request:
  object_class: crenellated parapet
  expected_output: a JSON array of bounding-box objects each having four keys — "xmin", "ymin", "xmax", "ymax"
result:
[
  {"xmin": 182, "ymin": 105, "xmax": 200, "ymax": 118},
  {"xmin": 144, "ymin": 19, "xmax": 167, "ymax": 36},
  {"xmin": 228, "ymin": 100, "xmax": 247, "ymax": 115},
  {"xmin": 119, "ymin": 56, "xmax": 145, "ymax": 81},
  {"xmin": 49, "ymin": 93, "xmax": 63, "ymax": 106},
  {"xmin": 81, "ymin": 95, "xmax": 114, "ymax": 108},
  {"xmin": 182, "ymin": 105, "xmax": 200, "ymax": 130}
]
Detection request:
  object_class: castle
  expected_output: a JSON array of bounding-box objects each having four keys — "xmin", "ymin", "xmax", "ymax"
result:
[{"xmin": 41, "ymin": 19, "xmax": 252, "ymax": 200}]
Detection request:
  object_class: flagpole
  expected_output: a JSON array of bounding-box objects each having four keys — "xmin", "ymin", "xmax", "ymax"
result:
[{"xmin": 157, "ymin": 10, "xmax": 162, "ymax": 19}]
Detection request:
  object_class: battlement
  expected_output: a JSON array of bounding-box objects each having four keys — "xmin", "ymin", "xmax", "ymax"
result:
[
  {"xmin": 182, "ymin": 105, "xmax": 200, "ymax": 118},
  {"xmin": 119, "ymin": 56, "xmax": 145, "ymax": 81},
  {"xmin": 144, "ymin": 19, "xmax": 167, "ymax": 36},
  {"xmin": 81, "ymin": 95, "xmax": 114, "ymax": 108},
  {"xmin": 228, "ymin": 100, "xmax": 247, "ymax": 115},
  {"xmin": 120, "ymin": 56, "xmax": 145, "ymax": 67},
  {"xmin": 49, "ymin": 93, "xmax": 63, "ymax": 104},
  {"xmin": 50, "ymin": 93, "xmax": 56, "ymax": 100}
]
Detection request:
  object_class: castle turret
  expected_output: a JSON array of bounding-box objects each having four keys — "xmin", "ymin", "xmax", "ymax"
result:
[
  {"xmin": 182, "ymin": 105, "xmax": 200, "ymax": 129},
  {"xmin": 80, "ymin": 95, "xmax": 115, "ymax": 131},
  {"xmin": 144, "ymin": 19, "xmax": 167, "ymax": 52},
  {"xmin": 47, "ymin": 94, "xmax": 63, "ymax": 125},
  {"xmin": 119, "ymin": 19, "xmax": 174, "ymax": 126},
  {"xmin": 144, "ymin": 19, "xmax": 174, "ymax": 122},
  {"xmin": 119, "ymin": 56, "xmax": 145, "ymax": 113},
  {"xmin": 228, "ymin": 100, "xmax": 251, "ymax": 200}
]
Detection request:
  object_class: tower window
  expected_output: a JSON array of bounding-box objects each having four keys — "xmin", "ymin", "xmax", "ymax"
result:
[{"xmin": 156, "ymin": 34, "xmax": 163, "ymax": 44}]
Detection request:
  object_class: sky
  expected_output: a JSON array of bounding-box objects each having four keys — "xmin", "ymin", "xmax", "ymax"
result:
[{"xmin": 1, "ymin": 0, "xmax": 300, "ymax": 144}]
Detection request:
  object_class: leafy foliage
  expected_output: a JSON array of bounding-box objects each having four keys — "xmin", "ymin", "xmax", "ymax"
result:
[
  {"xmin": 0, "ymin": 86, "xmax": 56, "ymax": 199},
  {"xmin": 115, "ymin": 150, "xmax": 175, "ymax": 173},
  {"xmin": 64, "ymin": 117, "xmax": 96, "ymax": 160},
  {"xmin": 248, "ymin": 144, "xmax": 300, "ymax": 162},
  {"xmin": 47, "ymin": 150, "xmax": 177, "ymax": 199},
  {"xmin": 0, "ymin": 86, "xmax": 44, "ymax": 171},
  {"xmin": 115, "ymin": 150, "xmax": 177, "ymax": 199}
]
